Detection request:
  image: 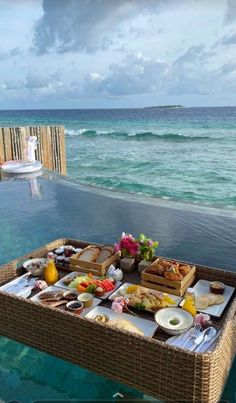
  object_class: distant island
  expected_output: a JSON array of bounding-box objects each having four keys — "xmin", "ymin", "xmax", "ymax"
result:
[{"xmin": 144, "ymin": 105, "xmax": 184, "ymax": 109}]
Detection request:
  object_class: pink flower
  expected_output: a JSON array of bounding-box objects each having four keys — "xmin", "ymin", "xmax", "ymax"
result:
[
  {"xmin": 33, "ymin": 279, "xmax": 48, "ymax": 291},
  {"xmin": 111, "ymin": 296, "xmax": 129, "ymax": 313},
  {"xmin": 194, "ymin": 313, "xmax": 211, "ymax": 326},
  {"xmin": 114, "ymin": 233, "xmax": 139, "ymax": 257}
]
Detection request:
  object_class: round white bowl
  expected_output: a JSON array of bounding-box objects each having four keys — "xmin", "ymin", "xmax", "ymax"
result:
[
  {"xmin": 23, "ymin": 258, "xmax": 46, "ymax": 276},
  {"xmin": 155, "ymin": 307, "xmax": 194, "ymax": 335}
]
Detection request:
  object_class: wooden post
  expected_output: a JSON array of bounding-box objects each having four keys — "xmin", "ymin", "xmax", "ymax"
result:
[{"xmin": 0, "ymin": 126, "xmax": 66, "ymax": 175}]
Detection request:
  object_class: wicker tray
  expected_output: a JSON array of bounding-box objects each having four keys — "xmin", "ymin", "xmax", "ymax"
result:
[{"xmin": 0, "ymin": 238, "xmax": 236, "ymax": 403}]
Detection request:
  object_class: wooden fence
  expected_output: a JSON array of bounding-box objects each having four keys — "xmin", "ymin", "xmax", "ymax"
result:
[{"xmin": 0, "ymin": 126, "xmax": 66, "ymax": 175}]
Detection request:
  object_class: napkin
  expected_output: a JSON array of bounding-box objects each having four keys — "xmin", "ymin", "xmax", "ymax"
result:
[{"xmin": 166, "ymin": 328, "xmax": 220, "ymax": 353}]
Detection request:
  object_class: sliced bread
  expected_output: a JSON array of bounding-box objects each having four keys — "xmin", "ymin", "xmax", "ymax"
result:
[{"xmin": 78, "ymin": 247, "xmax": 100, "ymax": 262}]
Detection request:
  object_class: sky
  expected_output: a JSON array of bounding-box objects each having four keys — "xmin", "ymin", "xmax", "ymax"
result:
[{"xmin": 0, "ymin": 0, "xmax": 236, "ymax": 109}]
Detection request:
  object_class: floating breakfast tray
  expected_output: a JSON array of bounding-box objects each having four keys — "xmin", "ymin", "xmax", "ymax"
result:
[
  {"xmin": 70, "ymin": 245, "xmax": 120, "ymax": 276},
  {"xmin": 0, "ymin": 238, "xmax": 236, "ymax": 403},
  {"xmin": 141, "ymin": 259, "xmax": 196, "ymax": 296}
]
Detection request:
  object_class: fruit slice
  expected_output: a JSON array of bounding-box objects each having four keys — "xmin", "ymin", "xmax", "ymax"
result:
[
  {"xmin": 126, "ymin": 285, "xmax": 138, "ymax": 294},
  {"xmin": 163, "ymin": 294, "xmax": 176, "ymax": 305},
  {"xmin": 86, "ymin": 284, "xmax": 97, "ymax": 294},
  {"xmin": 77, "ymin": 285, "xmax": 86, "ymax": 292}
]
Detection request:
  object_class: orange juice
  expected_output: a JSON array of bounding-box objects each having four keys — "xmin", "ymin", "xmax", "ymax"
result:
[
  {"xmin": 44, "ymin": 252, "xmax": 58, "ymax": 284},
  {"xmin": 182, "ymin": 288, "xmax": 197, "ymax": 316}
]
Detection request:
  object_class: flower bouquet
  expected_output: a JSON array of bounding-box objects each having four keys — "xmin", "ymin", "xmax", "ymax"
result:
[
  {"xmin": 137, "ymin": 233, "xmax": 159, "ymax": 272},
  {"xmin": 114, "ymin": 233, "xmax": 139, "ymax": 272}
]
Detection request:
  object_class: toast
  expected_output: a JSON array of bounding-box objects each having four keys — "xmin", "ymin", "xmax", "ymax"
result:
[
  {"xmin": 78, "ymin": 246, "xmax": 100, "ymax": 262},
  {"xmin": 96, "ymin": 245, "xmax": 114, "ymax": 263}
]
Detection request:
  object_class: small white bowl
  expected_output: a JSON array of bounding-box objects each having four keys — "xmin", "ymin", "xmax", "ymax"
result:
[
  {"xmin": 23, "ymin": 258, "xmax": 46, "ymax": 275},
  {"xmin": 155, "ymin": 307, "xmax": 194, "ymax": 335},
  {"xmin": 77, "ymin": 292, "xmax": 94, "ymax": 308}
]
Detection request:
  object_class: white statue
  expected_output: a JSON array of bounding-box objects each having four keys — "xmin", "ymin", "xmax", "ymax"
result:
[
  {"xmin": 27, "ymin": 135, "xmax": 38, "ymax": 162},
  {"xmin": 1, "ymin": 135, "xmax": 42, "ymax": 174}
]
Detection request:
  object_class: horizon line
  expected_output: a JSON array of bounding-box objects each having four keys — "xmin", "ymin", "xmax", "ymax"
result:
[{"xmin": 0, "ymin": 105, "xmax": 236, "ymax": 111}]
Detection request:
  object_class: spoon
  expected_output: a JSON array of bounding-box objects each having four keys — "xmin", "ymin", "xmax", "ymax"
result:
[{"xmin": 190, "ymin": 327, "xmax": 216, "ymax": 351}]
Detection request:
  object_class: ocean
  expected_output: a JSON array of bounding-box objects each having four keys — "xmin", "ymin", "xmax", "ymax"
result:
[{"xmin": 0, "ymin": 107, "xmax": 236, "ymax": 209}]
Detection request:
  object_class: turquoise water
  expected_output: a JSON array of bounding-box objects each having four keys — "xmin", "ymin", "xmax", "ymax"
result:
[
  {"xmin": 1, "ymin": 175, "xmax": 236, "ymax": 402},
  {"xmin": 0, "ymin": 107, "xmax": 236, "ymax": 209},
  {"xmin": 1, "ymin": 109, "xmax": 236, "ymax": 401}
]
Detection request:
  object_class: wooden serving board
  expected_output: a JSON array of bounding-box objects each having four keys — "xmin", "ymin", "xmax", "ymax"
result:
[{"xmin": 141, "ymin": 263, "xmax": 196, "ymax": 296}]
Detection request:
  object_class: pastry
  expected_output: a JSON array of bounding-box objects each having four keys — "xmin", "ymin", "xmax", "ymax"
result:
[
  {"xmin": 158, "ymin": 259, "xmax": 172, "ymax": 269},
  {"xmin": 92, "ymin": 314, "xmax": 109, "ymax": 323},
  {"xmin": 195, "ymin": 295, "xmax": 209, "ymax": 310},
  {"xmin": 205, "ymin": 293, "xmax": 217, "ymax": 306},
  {"xmin": 107, "ymin": 319, "xmax": 144, "ymax": 336},
  {"xmin": 212, "ymin": 294, "xmax": 224, "ymax": 304},
  {"xmin": 164, "ymin": 266, "xmax": 183, "ymax": 281},
  {"xmin": 146, "ymin": 264, "xmax": 165, "ymax": 276},
  {"xmin": 178, "ymin": 265, "xmax": 191, "ymax": 276},
  {"xmin": 195, "ymin": 293, "xmax": 224, "ymax": 310}
]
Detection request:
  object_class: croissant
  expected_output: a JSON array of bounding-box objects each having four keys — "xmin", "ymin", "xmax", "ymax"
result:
[
  {"xmin": 178, "ymin": 265, "xmax": 191, "ymax": 276},
  {"xmin": 164, "ymin": 265, "xmax": 183, "ymax": 281}
]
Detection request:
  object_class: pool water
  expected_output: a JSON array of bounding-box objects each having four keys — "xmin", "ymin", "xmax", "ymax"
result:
[{"xmin": 0, "ymin": 170, "xmax": 236, "ymax": 402}]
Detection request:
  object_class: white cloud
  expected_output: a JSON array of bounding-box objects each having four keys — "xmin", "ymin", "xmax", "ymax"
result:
[
  {"xmin": 224, "ymin": 0, "xmax": 236, "ymax": 24},
  {"xmin": 222, "ymin": 32, "xmax": 236, "ymax": 45},
  {"xmin": 84, "ymin": 53, "xmax": 169, "ymax": 96},
  {"xmin": 1, "ymin": 0, "xmax": 236, "ymax": 108},
  {"xmin": 33, "ymin": 0, "xmax": 179, "ymax": 54}
]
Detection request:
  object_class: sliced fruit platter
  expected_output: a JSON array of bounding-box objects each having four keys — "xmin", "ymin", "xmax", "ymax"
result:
[
  {"xmin": 109, "ymin": 283, "xmax": 182, "ymax": 313},
  {"xmin": 55, "ymin": 272, "xmax": 122, "ymax": 299}
]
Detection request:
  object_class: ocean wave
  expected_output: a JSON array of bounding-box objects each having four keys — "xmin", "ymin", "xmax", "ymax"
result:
[{"xmin": 65, "ymin": 128, "xmax": 211, "ymax": 141}]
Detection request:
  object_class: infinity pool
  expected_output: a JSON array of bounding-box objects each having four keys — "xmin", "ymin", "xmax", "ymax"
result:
[{"xmin": 0, "ymin": 170, "xmax": 235, "ymax": 402}]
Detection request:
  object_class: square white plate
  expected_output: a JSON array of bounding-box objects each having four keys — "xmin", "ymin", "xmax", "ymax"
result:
[
  {"xmin": 180, "ymin": 280, "xmax": 235, "ymax": 317},
  {"xmin": 109, "ymin": 283, "xmax": 182, "ymax": 310},
  {"xmin": 85, "ymin": 306, "xmax": 158, "ymax": 337},
  {"xmin": 31, "ymin": 285, "xmax": 101, "ymax": 317},
  {"xmin": 54, "ymin": 272, "xmax": 122, "ymax": 299}
]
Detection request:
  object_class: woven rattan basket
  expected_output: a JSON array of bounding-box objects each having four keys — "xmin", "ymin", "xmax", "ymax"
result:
[{"xmin": 0, "ymin": 238, "xmax": 236, "ymax": 402}]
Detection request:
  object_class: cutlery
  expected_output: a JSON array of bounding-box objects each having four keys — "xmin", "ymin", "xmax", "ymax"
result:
[
  {"xmin": 190, "ymin": 327, "xmax": 216, "ymax": 351},
  {"xmin": 181, "ymin": 324, "xmax": 202, "ymax": 348},
  {"xmin": 200, "ymin": 331, "xmax": 220, "ymax": 352}
]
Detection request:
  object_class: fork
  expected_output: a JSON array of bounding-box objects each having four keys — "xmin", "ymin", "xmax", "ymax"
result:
[{"xmin": 181, "ymin": 324, "xmax": 202, "ymax": 349}]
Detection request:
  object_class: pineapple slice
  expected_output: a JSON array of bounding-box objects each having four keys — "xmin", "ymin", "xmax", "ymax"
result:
[{"xmin": 163, "ymin": 293, "xmax": 176, "ymax": 305}]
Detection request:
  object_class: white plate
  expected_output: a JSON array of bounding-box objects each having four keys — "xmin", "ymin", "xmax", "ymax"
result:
[
  {"xmin": 85, "ymin": 306, "xmax": 158, "ymax": 337},
  {"xmin": 0, "ymin": 273, "xmax": 35, "ymax": 298},
  {"xmin": 55, "ymin": 272, "xmax": 122, "ymax": 299},
  {"xmin": 31, "ymin": 286, "xmax": 101, "ymax": 317},
  {"xmin": 109, "ymin": 283, "xmax": 182, "ymax": 310},
  {"xmin": 23, "ymin": 258, "xmax": 46, "ymax": 271},
  {"xmin": 180, "ymin": 279, "xmax": 235, "ymax": 318}
]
